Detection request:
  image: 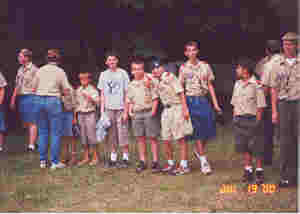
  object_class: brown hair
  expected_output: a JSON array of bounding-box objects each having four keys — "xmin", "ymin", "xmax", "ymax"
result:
[
  {"xmin": 20, "ymin": 49, "xmax": 33, "ymax": 61},
  {"xmin": 184, "ymin": 41, "xmax": 199, "ymax": 51}
]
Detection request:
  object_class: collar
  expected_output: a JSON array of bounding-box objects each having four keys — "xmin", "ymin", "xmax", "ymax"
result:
[
  {"xmin": 48, "ymin": 62, "xmax": 58, "ymax": 66},
  {"xmin": 279, "ymin": 54, "xmax": 299, "ymax": 66},
  {"xmin": 186, "ymin": 60, "xmax": 201, "ymax": 68},
  {"xmin": 23, "ymin": 62, "xmax": 33, "ymax": 71}
]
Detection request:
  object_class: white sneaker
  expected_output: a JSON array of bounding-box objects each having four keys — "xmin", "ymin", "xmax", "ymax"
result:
[
  {"xmin": 201, "ymin": 161, "xmax": 212, "ymax": 175},
  {"xmin": 40, "ymin": 160, "xmax": 47, "ymax": 169},
  {"xmin": 0, "ymin": 147, "xmax": 3, "ymax": 152},
  {"xmin": 50, "ymin": 162, "xmax": 66, "ymax": 170}
]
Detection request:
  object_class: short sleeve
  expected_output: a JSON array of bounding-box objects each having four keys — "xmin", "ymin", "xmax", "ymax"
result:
[
  {"xmin": 256, "ymin": 86, "xmax": 267, "ymax": 108},
  {"xmin": 97, "ymin": 72, "xmax": 104, "ymax": 90},
  {"xmin": 0, "ymin": 72, "xmax": 7, "ymax": 88}
]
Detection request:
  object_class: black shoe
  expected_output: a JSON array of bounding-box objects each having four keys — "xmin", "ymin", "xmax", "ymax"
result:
[
  {"xmin": 104, "ymin": 160, "xmax": 117, "ymax": 168},
  {"xmin": 119, "ymin": 160, "xmax": 130, "ymax": 168},
  {"xmin": 151, "ymin": 162, "xmax": 161, "ymax": 173},
  {"xmin": 242, "ymin": 169, "xmax": 254, "ymax": 183},
  {"xmin": 255, "ymin": 170, "xmax": 264, "ymax": 185},
  {"xmin": 136, "ymin": 161, "xmax": 147, "ymax": 173}
]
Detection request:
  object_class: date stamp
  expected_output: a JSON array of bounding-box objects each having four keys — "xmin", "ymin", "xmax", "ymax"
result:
[{"xmin": 219, "ymin": 184, "xmax": 277, "ymax": 194}]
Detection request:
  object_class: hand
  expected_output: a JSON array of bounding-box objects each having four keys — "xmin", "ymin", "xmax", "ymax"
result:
[
  {"xmin": 151, "ymin": 110, "xmax": 157, "ymax": 117},
  {"xmin": 72, "ymin": 118, "xmax": 77, "ymax": 124},
  {"xmin": 214, "ymin": 105, "xmax": 222, "ymax": 114},
  {"xmin": 272, "ymin": 111, "xmax": 278, "ymax": 124},
  {"xmin": 182, "ymin": 107, "xmax": 190, "ymax": 120},
  {"xmin": 10, "ymin": 101, "xmax": 16, "ymax": 111},
  {"xmin": 122, "ymin": 111, "xmax": 128, "ymax": 122}
]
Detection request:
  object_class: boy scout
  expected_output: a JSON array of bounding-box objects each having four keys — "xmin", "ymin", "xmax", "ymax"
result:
[
  {"xmin": 97, "ymin": 51, "xmax": 130, "ymax": 168},
  {"xmin": 0, "ymin": 71, "xmax": 7, "ymax": 152},
  {"xmin": 10, "ymin": 49, "xmax": 38, "ymax": 152},
  {"xmin": 254, "ymin": 40, "xmax": 281, "ymax": 166},
  {"xmin": 126, "ymin": 58, "xmax": 161, "ymax": 173},
  {"xmin": 231, "ymin": 57, "xmax": 266, "ymax": 184},
  {"xmin": 75, "ymin": 72, "xmax": 100, "ymax": 166},
  {"xmin": 267, "ymin": 32, "xmax": 299, "ymax": 187},
  {"xmin": 179, "ymin": 41, "xmax": 222, "ymax": 175},
  {"xmin": 60, "ymin": 85, "xmax": 78, "ymax": 166},
  {"xmin": 152, "ymin": 61, "xmax": 193, "ymax": 175}
]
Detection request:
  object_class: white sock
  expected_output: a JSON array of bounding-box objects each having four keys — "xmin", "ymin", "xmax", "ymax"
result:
[
  {"xmin": 168, "ymin": 160, "xmax": 175, "ymax": 166},
  {"xmin": 123, "ymin": 152, "xmax": 129, "ymax": 161},
  {"xmin": 256, "ymin": 168, "xmax": 264, "ymax": 171},
  {"xmin": 28, "ymin": 144, "xmax": 35, "ymax": 149},
  {"xmin": 180, "ymin": 160, "xmax": 188, "ymax": 168},
  {"xmin": 199, "ymin": 155, "xmax": 207, "ymax": 163},
  {"xmin": 111, "ymin": 152, "xmax": 117, "ymax": 162},
  {"xmin": 245, "ymin": 166, "xmax": 253, "ymax": 172}
]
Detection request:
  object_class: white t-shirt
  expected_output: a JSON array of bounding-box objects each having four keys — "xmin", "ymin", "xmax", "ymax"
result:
[{"xmin": 97, "ymin": 68, "xmax": 129, "ymax": 110}]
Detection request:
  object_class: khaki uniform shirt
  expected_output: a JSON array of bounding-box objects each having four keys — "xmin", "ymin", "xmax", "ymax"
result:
[
  {"xmin": 269, "ymin": 55, "xmax": 300, "ymax": 101},
  {"xmin": 15, "ymin": 62, "xmax": 39, "ymax": 95},
  {"xmin": 0, "ymin": 72, "xmax": 7, "ymax": 88},
  {"xmin": 179, "ymin": 61, "xmax": 215, "ymax": 96},
  {"xmin": 76, "ymin": 84, "xmax": 100, "ymax": 113},
  {"xmin": 33, "ymin": 63, "xmax": 71, "ymax": 97},
  {"xmin": 158, "ymin": 72, "xmax": 183, "ymax": 106},
  {"xmin": 61, "ymin": 87, "xmax": 77, "ymax": 112},
  {"xmin": 231, "ymin": 76, "xmax": 266, "ymax": 116},
  {"xmin": 127, "ymin": 74, "xmax": 159, "ymax": 112}
]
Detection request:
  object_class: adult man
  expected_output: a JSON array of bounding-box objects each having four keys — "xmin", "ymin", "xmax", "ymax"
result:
[
  {"xmin": 254, "ymin": 40, "xmax": 281, "ymax": 165},
  {"xmin": 10, "ymin": 49, "xmax": 39, "ymax": 151},
  {"xmin": 268, "ymin": 32, "xmax": 299, "ymax": 187},
  {"xmin": 34, "ymin": 49, "xmax": 72, "ymax": 170}
]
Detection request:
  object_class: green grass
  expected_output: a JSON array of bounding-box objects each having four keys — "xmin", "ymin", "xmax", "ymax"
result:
[{"xmin": 0, "ymin": 125, "xmax": 297, "ymax": 212}]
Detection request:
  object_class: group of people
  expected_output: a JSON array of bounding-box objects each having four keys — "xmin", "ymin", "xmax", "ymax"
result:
[{"xmin": 0, "ymin": 32, "xmax": 298, "ymax": 188}]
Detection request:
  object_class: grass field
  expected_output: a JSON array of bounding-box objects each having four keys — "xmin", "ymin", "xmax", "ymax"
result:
[{"xmin": 0, "ymin": 123, "xmax": 297, "ymax": 212}]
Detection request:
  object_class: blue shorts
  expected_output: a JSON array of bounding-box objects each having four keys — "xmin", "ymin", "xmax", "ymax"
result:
[
  {"xmin": 62, "ymin": 111, "xmax": 73, "ymax": 137},
  {"xmin": 0, "ymin": 111, "xmax": 6, "ymax": 132},
  {"xmin": 18, "ymin": 94, "xmax": 38, "ymax": 124},
  {"xmin": 186, "ymin": 96, "xmax": 216, "ymax": 141}
]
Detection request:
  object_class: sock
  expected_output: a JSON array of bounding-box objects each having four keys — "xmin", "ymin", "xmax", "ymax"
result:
[
  {"xmin": 28, "ymin": 144, "xmax": 35, "ymax": 149},
  {"xmin": 180, "ymin": 160, "xmax": 188, "ymax": 168},
  {"xmin": 168, "ymin": 160, "xmax": 175, "ymax": 166},
  {"xmin": 111, "ymin": 152, "xmax": 117, "ymax": 162},
  {"xmin": 123, "ymin": 152, "xmax": 129, "ymax": 161},
  {"xmin": 245, "ymin": 166, "xmax": 253, "ymax": 172},
  {"xmin": 199, "ymin": 155, "xmax": 207, "ymax": 163},
  {"xmin": 256, "ymin": 168, "xmax": 264, "ymax": 171}
]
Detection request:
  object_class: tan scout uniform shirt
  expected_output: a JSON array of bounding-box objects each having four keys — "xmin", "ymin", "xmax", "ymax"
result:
[
  {"xmin": 158, "ymin": 72, "xmax": 183, "ymax": 106},
  {"xmin": 61, "ymin": 87, "xmax": 77, "ymax": 112},
  {"xmin": 76, "ymin": 84, "xmax": 100, "ymax": 113},
  {"xmin": 260, "ymin": 54, "xmax": 282, "ymax": 87},
  {"xmin": 231, "ymin": 76, "xmax": 266, "ymax": 116},
  {"xmin": 179, "ymin": 61, "xmax": 215, "ymax": 96},
  {"xmin": 33, "ymin": 63, "xmax": 71, "ymax": 97},
  {"xmin": 127, "ymin": 74, "xmax": 159, "ymax": 112},
  {"xmin": 0, "ymin": 72, "xmax": 7, "ymax": 88},
  {"xmin": 15, "ymin": 62, "xmax": 38, "ymax": 95},
  {"xmin": 269, "ymin": 55, "xmax": 300, "ymax": 101}
]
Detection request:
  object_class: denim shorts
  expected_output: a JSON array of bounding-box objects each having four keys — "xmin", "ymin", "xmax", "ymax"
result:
[
  {"xmin": 62, "ymin": 111, "xmax": 73, "ymax": 137},
  {"xmin": 0, "ymin": 111, "xmax": 6, "ymax": 132},
  {"xmin": 186, "ymin": 96, "xmax": 216, "ymax": 141},
  {"xmin": 18, "ymin": 94, "xmax": 38, "ymax": 124}
]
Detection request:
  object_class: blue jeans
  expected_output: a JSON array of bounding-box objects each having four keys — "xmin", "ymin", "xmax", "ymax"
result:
[{"xmin": 35, "ymin": 96, "xmax": 63, "ymax": 164}]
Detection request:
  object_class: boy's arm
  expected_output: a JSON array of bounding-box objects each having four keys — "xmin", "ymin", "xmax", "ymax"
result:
[
  {"xmin": 151, "ymin": 98, "xmax": 159, "ymax": 117},
  {"xmin": 270, "ymin": 87, "xmax": 278, "ymax": 124},
  {"xmin": 256, "ymin": 108, "xmax": 263, "ymax": 122},
  {"xmin": 0, "ymin": 87, "xmax": 5, "ymax": 105},
  {"xmin": 10, "ymin": 87, "xmax": 18, "ymax": 110},
  {"xmin": 208, "ymin": 81, "xmax": 222, "ymax": 112},
  {"xmin": 122, "ymin": 91, "xmax": 129, "ymax": 122},
  {"xmin": 179, "ymin": 92, "xmax": 190, "ymax": 120}
]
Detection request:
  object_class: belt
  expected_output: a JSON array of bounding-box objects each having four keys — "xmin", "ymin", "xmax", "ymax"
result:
[
  {"xmin": 163, "ymin": 103, "xmax": 180, "ymax": 109},
  {"xmin": 78, "ymin": 111, "xmax": 95, "ymax": 114},
  {"xmin": 134, "ymin": 108, "xmax": 152, "ymax": 113}
]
